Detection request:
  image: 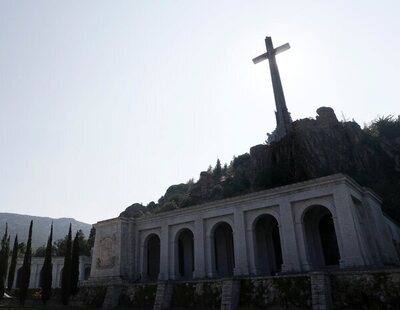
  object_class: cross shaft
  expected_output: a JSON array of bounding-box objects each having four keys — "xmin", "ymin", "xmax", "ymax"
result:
[{"xmin": 253, "ymin": 36, "xmax": 292, "ymax": 142}]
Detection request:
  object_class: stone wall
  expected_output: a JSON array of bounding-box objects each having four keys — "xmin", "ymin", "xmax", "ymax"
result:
[
  {"xmin": 331, "ymin": 270, "xmax": 400, "ymax": 309},
  {"xmin": 2, "ymin": 269, "xmax": 400, "ymax": 309},
  {"xmin": 239, "ymin": 275, "xmax": 311, "ymax": 309}
]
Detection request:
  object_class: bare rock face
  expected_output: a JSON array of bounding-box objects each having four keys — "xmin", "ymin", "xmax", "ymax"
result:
[
  {"xmin": 190, "ymin": 171, "xmax": 216, "ymax": 200},
  {"xmin": 119, "ymin": 203, "xmax": 148, "ymax": 218},
  {"xmin": 316, "ymin": 107, "xmax": 339, "ymax": 126}
]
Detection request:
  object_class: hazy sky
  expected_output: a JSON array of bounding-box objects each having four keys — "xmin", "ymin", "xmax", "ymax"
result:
[{"xmin": 1, "ymin": 1, "xmax": 399, "ymax": 224}]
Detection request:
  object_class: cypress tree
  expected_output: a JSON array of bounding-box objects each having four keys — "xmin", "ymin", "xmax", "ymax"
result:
[
  {"xmin": 61, "ymin": 224, "xmax": 72, "ymax": 305},
  {"xmin": 19, "ymin": 220, "xmax": 33, "ymax": 305},
  {"xmin": 70, "ymin": 232, "xmax": 80, "ymax": 295},
  {"xmin": 0, "ymin": 224, "xmax": 9, "ymax": 300},
  {"xmin": 41, "ymin": 223, "xmax": 53, "ymax": 304},
  {"xmin": 7, "ymin": 235, "xmax": 18, "ymax": 291}
]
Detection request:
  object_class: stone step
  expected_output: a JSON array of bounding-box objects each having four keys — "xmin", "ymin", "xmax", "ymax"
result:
[
  {"xmin": 102, "ymin": 285, "xmax": 123, "ymax": 309},
  {"xmin": 220, "ymin": 280, "xmax": 240, "ymax": 310},
  {"xmin": 153, "ymin": 283, "xmax": 173, "ymax": 310}
]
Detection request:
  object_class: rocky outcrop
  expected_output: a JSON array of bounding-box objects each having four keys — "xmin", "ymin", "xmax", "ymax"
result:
[{"xmin": 119, "ymin": 107, "xmax": 400, "ymax": 221}]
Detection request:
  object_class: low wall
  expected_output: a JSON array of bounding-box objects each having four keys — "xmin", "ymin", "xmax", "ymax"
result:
[
  {"xmin": 331, "ymin": 270, "xmax": 400, "ymax": 309},
  {"xmin": 2, "ymin": 269, "xmax": 400, "ymax": 309}
]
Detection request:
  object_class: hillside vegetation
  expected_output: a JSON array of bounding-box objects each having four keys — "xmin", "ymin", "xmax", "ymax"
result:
[{"xmin": 120, "ymin": 107, "xmax": 400, "ymax": 222}]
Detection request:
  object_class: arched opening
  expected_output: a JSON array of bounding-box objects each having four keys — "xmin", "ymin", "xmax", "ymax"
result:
[
  {"xmin": 84, "ymin": 267, "xmax": 91, "ymax": 280},
  {"xmin": 303, "ymin": 205, "xmax": 340, "ymax": 269},
  {"xmin": 146, "ymin": 234, "xmax": 160, "ymax": 281},
  {"xmin": 15, "ymin": 267, "xmax": 23, "ymax": 288},
  {"xmin": 254, "ymin": 214, "xmax": 283, "ymax": 275},
  {"xmin": 39, "ymin": 268, "xmax": 44, "ymax": 287},
  {"xmin": 59, "ymin": 268, "xmax": 64, "ymax": 287},
  {"xmin": 213, "ymin": 222, "xmax": 235, "ymax": 277},
  {"xmin": 176, "ymin": 229, "xmax": 194, "ymax": 279}
]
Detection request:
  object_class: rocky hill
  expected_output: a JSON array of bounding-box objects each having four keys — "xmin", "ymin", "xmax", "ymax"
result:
[
  {"xmin": 0, "ymin": 213, "xmax": 91, "ymax": 249},
  {"xmin": 120, "ymin": 107, "xmax": 400, "ymax": 222}
]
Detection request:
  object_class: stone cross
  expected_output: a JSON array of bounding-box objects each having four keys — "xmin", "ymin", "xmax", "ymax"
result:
[{"xmin": 253, "ymin": 36, "xmax": 292, "ymax": 142}]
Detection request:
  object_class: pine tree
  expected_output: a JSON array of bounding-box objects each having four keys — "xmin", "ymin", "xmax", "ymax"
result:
[
  {"xmin": 41, "ymin": 224, "xmax": 53, "ymax": 304},
  {"xmin": 0, "ymin": 224, "xmax": 9, "ymax": 300},
  {"xmin": 70, "ymin": 232, "xmax": 80, "ymax": 295},
  {"xmin": 7, "ymin": 235, "xmax": 18, "ymax": 291},
  {"xmin": 61, "ymin": 224, "xmax": 72, "ymax": 305},
  {"xmin": 214, "ymin": 159, "xmax": 222, "ymax": 177},
  {"xmin": 222, "ymin": 163, "xmax": 228, "ymax": 176},
  {"xmin": 19, "ymin": 220, "xmax": 33, "ymax": 305}
]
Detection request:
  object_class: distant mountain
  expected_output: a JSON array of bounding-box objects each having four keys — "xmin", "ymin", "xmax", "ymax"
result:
[{"xmin": 0, "ymin": 213, "xmax": 92, "ymax": 249}]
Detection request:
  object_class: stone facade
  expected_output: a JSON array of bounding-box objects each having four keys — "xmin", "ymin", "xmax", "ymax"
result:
[
  {"xmin": 11, "ymin": 256, "xmax": 91, "ymax": 289},
  {"xmin": 88, "ymin": 174, "xmax": 400, "ymax": 285}
]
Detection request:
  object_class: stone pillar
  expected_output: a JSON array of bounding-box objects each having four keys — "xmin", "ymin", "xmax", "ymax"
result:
[
  {"xmin": 159, "ymin": 224, "xmax": 169, "ymax": 280},
  {"xmin": 193, "ymin": 217, "xmax": 206, "ymax": 279},
  {"xmin": 205, "ymin": 233, "xmax": 216, "ymax": 278},
  {"xmin": 233, "ymin": 209, "xmax": 249, "ymax": 276},
  {"xmin": 310, "ymin": 272, "xmax": 332, "ymax": 310},
  {"xmin": 246, "ymin": 225, "xmax": 258, "ymax": 275},
  {"xmin": 279, "ymin": 199, "xmax": 301, "ymax": 271},
  {"xmin": 333, "ymin": 186, "xmax": 365, "ymax": 267},
  {"xmin": 169, "ymin": 238, "xmax": 177, "ymax": 280}
]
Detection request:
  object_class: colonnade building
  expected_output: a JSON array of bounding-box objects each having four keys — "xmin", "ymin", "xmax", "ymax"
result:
[
  {"xmin": 88, "ymin": 174, "xmax": 400, "ymax": 284},
  {"xmin": 11, "ymin": 256, "xmax": 91, "ymax": 289}
]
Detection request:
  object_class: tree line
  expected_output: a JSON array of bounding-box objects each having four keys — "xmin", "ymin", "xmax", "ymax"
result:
[{"xmin": 0, "ymin": 221, "xmax": 95, "ymax": 305}]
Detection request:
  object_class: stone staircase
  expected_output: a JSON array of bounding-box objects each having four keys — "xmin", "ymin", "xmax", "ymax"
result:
[
  {"xmin": 220, "ymin": 279, "xmax": 240, "ymax": 310},
  {"xmin": 102, "ymin": 285, "xmax": 123, "ymax": 309},
  {"xmin": 153, "ymin": 282, "xmax": 173, "ymax": 310}
]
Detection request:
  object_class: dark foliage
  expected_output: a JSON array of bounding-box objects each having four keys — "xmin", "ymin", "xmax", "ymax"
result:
[
  {"xmin": 87, "ymin": 226, "xmax": 96, "ymax": 253},
  {"xmin": 0, "ymin": 224, "xmax": 9, "ymax": 300},
  {"xmin": 7, "ymin": 235, "xmax": 18, "ymax": 291},
  {"xmin": 17, "ymin": 242, "xmax": 26, "ymax": 256},
  {"xmin": 41, "ymin": 224, "xmax": 53, "ymax": 304},
  {"xmin": 213, "ymin": 159, "xmax": 222, "ymax": 178},
  {"xmin": 53, "ymin": 228, "xmax": 93, "ymax": 257},
  {"xmin": 61, "ymin": 224, "xmax": 72, "ymax": 305},
  {"xmin": 19, "ymin": 220, "xmax": 33, "ymax": 305},
  {"xmin": 33, "ymin": 245, "xmax": 46, "ymax": 257},
  {"xmin": 70, "ymin": 232, "xmax": 80, "ymax": 295}
]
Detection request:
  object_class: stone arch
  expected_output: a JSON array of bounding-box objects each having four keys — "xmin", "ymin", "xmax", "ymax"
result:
[
  {"xmin": 84, "ymin": 266, "xmax": 91, "ymax": 280},
  {"xmin": 303, "ymin": 205, "xmax": 340, "ymax": 269},
  {"xmin": 253, "ymin": 214, "xmax": 283, "ymax": 275},
  {"xmin": 212, "ymin": 222, "xmax": 235, "ymax": 277},
  {"xmin": 175, "ymin": 228, "xmax": 194, "ymax": 279},
  {"xmin": 144, "ymin": 234, "xmax": 160, "ymax": 281}
]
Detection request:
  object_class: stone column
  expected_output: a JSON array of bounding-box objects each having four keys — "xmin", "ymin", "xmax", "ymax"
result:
[
  {"xmin": 169, "ymin": 237, "xmax": 177, "ymax": 280},
  {"xmin": 333, "ymin": 185, "xmax": 365, "ymax": 267},
  {"xmin": 159, "ymin": 224, "xmax": 169, "ymax": 280},
  {"xmin": 193, "ymin": 217, "xmax": 206, "ymax": 279},
  {"xmin": 246, "ymin": 225, "xmax": 258, "ymax": 275},
  {"xmin": 233, "ymin": 209, "xmax": 249, "ymax": 276},
  {"xmin": 205, "ymin": 233, "xmax": 216, "ymax": 278},
  {"xmin": 279, "ymin": 199, "xmax": 301, "ymax": 271}
]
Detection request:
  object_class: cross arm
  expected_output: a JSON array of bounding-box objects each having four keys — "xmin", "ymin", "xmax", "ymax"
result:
[{"xmin": 252, "ymin": 43, "xmax": 290, "ymax": 64}]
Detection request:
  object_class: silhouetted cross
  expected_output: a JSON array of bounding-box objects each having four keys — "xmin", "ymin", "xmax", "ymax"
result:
[{"xmin": 253, "ymin": 37, "xmax": 292, "ymax": 141}]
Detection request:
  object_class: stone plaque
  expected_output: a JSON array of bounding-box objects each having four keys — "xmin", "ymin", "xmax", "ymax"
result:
[{"xmin": 96, "ymin": 234, "xmax": 117, "ymax": 269}]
